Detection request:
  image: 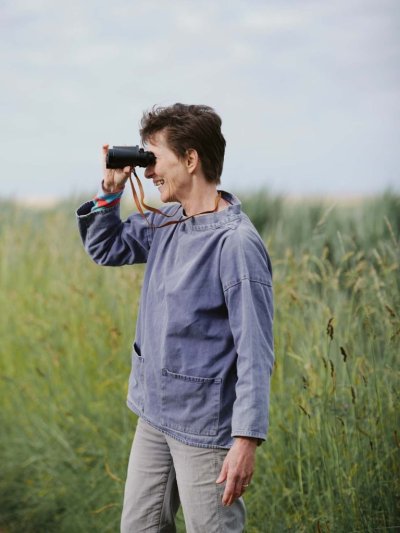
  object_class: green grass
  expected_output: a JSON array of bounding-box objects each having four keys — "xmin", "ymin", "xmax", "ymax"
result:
[{"xmin": 0, "ymin": 192, "xmax": 399, "ymax": 532}]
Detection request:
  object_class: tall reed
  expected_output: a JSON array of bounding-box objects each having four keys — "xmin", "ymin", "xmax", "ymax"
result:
[{"xmin": 0, "ymin": 193, "xmax": 398, "ymax": 532}]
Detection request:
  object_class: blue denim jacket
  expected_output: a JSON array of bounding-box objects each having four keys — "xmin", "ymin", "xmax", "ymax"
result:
[{"xmin": 77, "ymin": 191, "xmax": 274, "ymax": 448}]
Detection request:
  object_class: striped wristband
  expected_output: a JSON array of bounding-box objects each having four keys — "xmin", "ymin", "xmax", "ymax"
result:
[{"xmin": 91, "ymin": 183, "xmax": 124, "ymax": 213}]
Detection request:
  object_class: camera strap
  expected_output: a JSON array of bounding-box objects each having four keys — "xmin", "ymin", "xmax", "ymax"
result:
[{"xmin": 128, "ymin": 168, "xmax": 221, "ymax": 228}]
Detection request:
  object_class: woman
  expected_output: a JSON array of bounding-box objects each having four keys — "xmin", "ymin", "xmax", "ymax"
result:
[{"xmin": 76, "ymin": 103, "xmax": 274, "ymax": 532}]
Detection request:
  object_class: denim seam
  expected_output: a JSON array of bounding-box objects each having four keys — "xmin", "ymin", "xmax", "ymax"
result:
[
  {"xmin": 187, "ymin": 214, "xmax": 241, "ymax": 232},
  {"xmin": 142, "ymin": 415, "xmax": 228, "ymax": 450},
  {"xmin": 156, "ymin": 460, "xmax": 174, "ymax": 532},
  {"xmin": 223, "ymin": 277, "xmax": 272, "ymax": 291},
  {"xmin": 214, "ymin": 450, "xmax": 223, "ymax": 532},
  {"xmin": 146, "ymin": 226, "xmax": 152, "ymax": 249},
  {"xmin": 231, "ymin": 430, "xmax": 265, "ymax": 439}
]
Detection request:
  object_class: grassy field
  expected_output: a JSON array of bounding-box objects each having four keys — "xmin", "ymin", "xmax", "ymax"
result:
[{"xmin": 0, "ymin": 191, "xmax": 399, "ymax": 532}]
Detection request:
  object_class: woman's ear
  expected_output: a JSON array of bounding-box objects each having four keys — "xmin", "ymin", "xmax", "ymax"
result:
[{"xmin": 185, "ymin": 148, "xmax": 199, "ymax": 173}]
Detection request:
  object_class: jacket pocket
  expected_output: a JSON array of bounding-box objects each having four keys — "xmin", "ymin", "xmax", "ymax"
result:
[
  {"xmin": 128, "ymin": 342, "xmax": 144, "ymax": 412},
  {"xmin": 160, "ymin": 368, "xmax": 221, "ymax": 436}
]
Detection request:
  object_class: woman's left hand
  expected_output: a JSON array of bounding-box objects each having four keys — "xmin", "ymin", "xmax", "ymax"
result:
[{"xmin": 216, "ymin": 437, "xmax": 258, "ymax": 506}]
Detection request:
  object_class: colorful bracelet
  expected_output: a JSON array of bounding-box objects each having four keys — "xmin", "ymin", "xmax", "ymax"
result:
[{"xmin": 91, "ymin": 183, "xmax": 124, "ymax": 213}]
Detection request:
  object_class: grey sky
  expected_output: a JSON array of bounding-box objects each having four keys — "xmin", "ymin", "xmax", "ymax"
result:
[{"xmin": 1, "ymin": 0, "xmax": 399, "ymax": 200}]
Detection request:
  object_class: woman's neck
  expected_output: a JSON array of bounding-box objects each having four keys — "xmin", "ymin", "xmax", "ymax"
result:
[{"xmin": 180, "ymin": 180, "xmax": 229, "ymax": 217}]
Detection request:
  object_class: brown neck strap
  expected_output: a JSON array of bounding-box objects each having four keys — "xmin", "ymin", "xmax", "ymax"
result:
[{"xmin": 128, "ymin": 168, "xmax": 221, "ymax": 229}]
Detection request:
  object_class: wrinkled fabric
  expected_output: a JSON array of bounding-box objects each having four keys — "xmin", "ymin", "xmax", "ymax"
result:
[
  {"xmin": 77, "ymin": 191, "xmax": 274, "ymax": 448},
  {"xmin": 120, "ymin": 418, "xmax": 246, "ymax": 532}
]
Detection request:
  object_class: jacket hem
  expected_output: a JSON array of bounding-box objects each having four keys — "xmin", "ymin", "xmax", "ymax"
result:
[{"xmin": 127, "ymin": 399, "xmax": 231, "ymax": 450}]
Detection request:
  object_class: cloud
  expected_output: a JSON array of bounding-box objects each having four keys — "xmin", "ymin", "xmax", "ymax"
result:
[
  {"xmin": 0, "ymin": 0, "xmax": 399, "ymax": 197},
  {"xmin": 242, "ymin": 6, "xmax": 311, "ymax": 32}
]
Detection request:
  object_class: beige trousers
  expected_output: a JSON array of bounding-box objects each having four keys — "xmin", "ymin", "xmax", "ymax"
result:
[{"xmin": 120, "ymin": 418, "xmax": 246, "ymax": 533}]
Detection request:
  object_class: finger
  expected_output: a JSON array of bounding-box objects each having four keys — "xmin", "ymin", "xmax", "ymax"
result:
[
  {"xmin": 222, "ymin": 475, "xmax": 236, "ymax": 506},
  {"xmin": 225, "ymin": 475, "xmax": 251, "ymax": 506},
  {"xmin": 222, "ymin": 472, "xmax": 244, "ymax": 506},
  {"xmin": 216, "ymin": 460, "xmax": 228, "ymax": 484},
  {"xmin": 225, "ymin": 486, "xmax": 242, "ymax": 506},
  {"xmin": 102, "ymin": 143, "xmax": 109, "ymax": 154}
]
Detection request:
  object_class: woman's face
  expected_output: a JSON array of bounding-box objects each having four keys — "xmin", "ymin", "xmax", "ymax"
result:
[{"xmin": 144, "ymin": 131, "xmax": 191, "ymax": 204}]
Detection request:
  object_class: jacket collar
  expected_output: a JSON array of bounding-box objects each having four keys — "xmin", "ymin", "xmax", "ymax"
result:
[{"xmin": 180, "ymin": 191, "xmax": 242, "ymax": 230}]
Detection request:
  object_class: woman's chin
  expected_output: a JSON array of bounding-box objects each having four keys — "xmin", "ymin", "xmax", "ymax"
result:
[{"xmin": 160, "ymin": 191, "xmax": 177, "ymax": 204}]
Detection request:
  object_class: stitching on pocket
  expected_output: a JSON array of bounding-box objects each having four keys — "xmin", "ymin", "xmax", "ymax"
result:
[{"xmin": 161, "ymin": 368, "xmax": 221, "ymax": 436}]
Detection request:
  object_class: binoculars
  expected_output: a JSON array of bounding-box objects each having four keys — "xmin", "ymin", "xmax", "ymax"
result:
[{"xmin": 106, "ymin": 146, "xmax": 156, "ymax": 169}]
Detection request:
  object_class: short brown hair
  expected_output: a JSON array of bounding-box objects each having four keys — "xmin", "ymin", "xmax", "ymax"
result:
[{"xmin": 140, "ymin": 103, "xmax": 226, "ymax": 184}]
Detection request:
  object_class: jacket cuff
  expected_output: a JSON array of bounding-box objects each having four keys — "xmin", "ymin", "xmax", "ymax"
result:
[{"xmin": 231, "ymin": 430, "xmax": 265, "ymax": 446}]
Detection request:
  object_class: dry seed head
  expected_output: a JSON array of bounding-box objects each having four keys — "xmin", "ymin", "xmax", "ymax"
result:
[
  {"xmin": 340, "ymin": 346, "xmax": 348, "ymax": 362},
  {"xmin": 105, "ymin": 461, "xmax": 123, "ymax": 483},
  {"xmin": 35, "ymin": 366, "xmax": 46, "ymax": 378},
  {"xmin": 329, "ymin": 359, "xmax": 335, "ymax": 378},
  {"xmin": 384, "ymin": 304, "xmax": 396, "ymax": 318},
  {"xmin": 351, "ymin": 386, "xmax": 356, "ymax": 404},
  {"xmin": 326, "ymin": 317, "xmax": 334, "ymax": 340},
  {"xmin": 289, "ymin": 289, "xmax": 299, "ymax": 302},
  {"xmin": 298, "ymin": 403, "xmax": 311, "ymax": 418},
  {"xmin": 384, "ymin": 215, "xmax": 398, "ymax": 247}
]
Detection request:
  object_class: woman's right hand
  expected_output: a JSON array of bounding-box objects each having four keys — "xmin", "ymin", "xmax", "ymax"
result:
[{"xmin": 102, "ymin": 144, "xmax": 132, "ymax": 193}]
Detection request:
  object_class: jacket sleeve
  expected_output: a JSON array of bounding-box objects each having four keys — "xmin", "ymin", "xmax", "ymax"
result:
[
  {"xmin": 220, "ymin": 223, "xmax": 274, "ymax": 441},
  {"xmin": 76, "ymin": 200, "xmax": 156, "ymax": 265}
]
